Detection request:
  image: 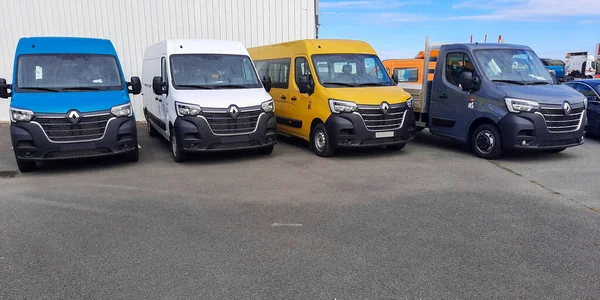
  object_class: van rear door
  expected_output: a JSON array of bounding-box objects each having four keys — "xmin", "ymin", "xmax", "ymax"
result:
[{"xmin": 429, "ymin": 51, "xmax": 476, "ymax": 140}]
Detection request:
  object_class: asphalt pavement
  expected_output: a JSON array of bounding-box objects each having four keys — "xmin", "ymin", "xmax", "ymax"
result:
[{"xmin": 0, "ymin": 124, "xmax": 599, "ymax": 299}]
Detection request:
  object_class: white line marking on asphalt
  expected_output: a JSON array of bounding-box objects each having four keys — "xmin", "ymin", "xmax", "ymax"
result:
[{"xmin": 272, "ymin": 223, "xmax": 303, "ymax": 227}]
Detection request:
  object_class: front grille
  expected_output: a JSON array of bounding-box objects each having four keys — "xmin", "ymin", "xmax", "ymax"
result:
[
  {"xmin": 35, "ymin": 113, "xmax": 112, "ymax": 142},
  {"xmin": 539, "ymin": 139, "xmax": 579, "ymax": 147},
  {"xmin": 356, "ymin": 103, "xmax": 407, "ymax": 131},
  {"xmin": 360, "ymin": 137, "xmax": 404, "ymax": 145},
  {"xmin": 207, "ymin": 141, "xmax": 260, "ymax": 150},
  {"xmin": 201, "ymin": 106, "xmax": 262, "ymax": 135},
  {"xmin": 45, "ymin": 148, "xmax": 112, "ymax": 158},
  {"xmin": 539, "ymin": 104, "xmax": 584, "ymax": 133}
]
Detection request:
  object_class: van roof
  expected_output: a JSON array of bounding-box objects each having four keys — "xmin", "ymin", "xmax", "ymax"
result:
[
  {"xmin": 16, "ymin": 37, "xmax": 117, "ymax": 55},
  {"xmin": 146, "ymin": 39, "xmax": 249, "ymax": 57},
  {"xmin": 441, "ymin": 43, "xmax": 533, "ymax": 51},
  {"xmin": 249, "ymin": 39, "xmax": 377, "ymax": 59}
]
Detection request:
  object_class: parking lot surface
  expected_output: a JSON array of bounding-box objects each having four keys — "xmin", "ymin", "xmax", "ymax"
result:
[{"xmin": 0, "ymin": 124, "xmax": 599, "ymax": 299}]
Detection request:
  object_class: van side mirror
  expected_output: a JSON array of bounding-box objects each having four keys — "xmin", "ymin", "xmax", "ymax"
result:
[
  {"xmin": 298, "ymin": 75, "xmax": 314, "ymax": 95},
  {"xmin": 391, "ymin": 74, "xmax": 399, "ymax": 84},
  {"xmin": 127, "ymin": 76, "xmax": 142, "ymax": 95},
  {"xmin": 0, "ymin": 78, "xmax": 11, "ymax": 99},
  {"xmin": 261, "ymin": 76, "xmax": 272, "ymax": 93},
  {"xmin": 152, "ymin": 76, "xmax": 167, "ymax": 95},
  {"xmin": 460, "ymin": 72, "xmax": 478, "ymax": 91}
]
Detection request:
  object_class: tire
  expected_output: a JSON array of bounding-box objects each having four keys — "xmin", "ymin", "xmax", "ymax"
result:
[
  {"xmin": 170, "ymin": 129, "xmax": 187, "ymax": 163},
  {"xmin": 471, "ymin": 124, "xmax": 503, "ymax": 159},
  {"xmin": 123, "ymin": 147, "xmax": 139, "ymax": 162},
  {"xmin": 146, "ymin": 119, "xmax": 158, "ymax": 137},
  {"xmin": 258, "ymin": 145, "xmax": 274, "ymax": 155},
  {"xmin": 387, "ymin": 143, "xmax": 406, "ymax": 151},
  {"xmin": 16, "ymin": 158, "xmax": 36, "ymax": 173},
  {"xmin": 543, "ymin": 147, "xmax": 566, "ymax": 154},
  {"xmin": 311, "ymin": 123, "xmax": 335, "ymax": 157}
]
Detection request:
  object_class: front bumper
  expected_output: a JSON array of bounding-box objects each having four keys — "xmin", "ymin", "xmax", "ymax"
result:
[
  {"xmin": 497, "ymin": 111, "xmax": 586, "ymax": 149},
  {"xmin": 324, "ymin": 109, "xmax": 416, "ymax": 148},
  {"xmin": 11, "ymin": 117, "xmax": 138, "ymax": 161},
  {"xmin": 173, "ymin": 112, "xmax": 277, "ymax": 152}
]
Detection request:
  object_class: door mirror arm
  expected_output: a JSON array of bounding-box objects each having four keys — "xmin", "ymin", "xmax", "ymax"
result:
[{"xmin": 0, "ymin": 78, "xmax": 11, "ymax": 99}]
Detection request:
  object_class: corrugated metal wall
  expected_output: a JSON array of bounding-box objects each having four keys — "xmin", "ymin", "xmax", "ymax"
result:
[{"xmin": 0, "ymin": 0, "xmax": 318, "ymax": 121}]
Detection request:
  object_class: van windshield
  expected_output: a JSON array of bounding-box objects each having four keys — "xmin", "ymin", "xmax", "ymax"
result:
[
  {"xmin": 311, "ymin": 54, "xmax": 394, "ymax": 88},
  {"xmin": 16, "ymin": 54, "xmax": 123, "ymax": 91},
  {"xmin": 474, "ymin": 49, "xmax": 554, "ymax": 84},
  {"xmin": 170, "ymin": 54, "xmax": 261, "ymax": 89}
]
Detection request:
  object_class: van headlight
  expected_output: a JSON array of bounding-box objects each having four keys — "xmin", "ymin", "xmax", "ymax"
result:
[
  {"xmin": 505, "ymin": 98, "xmax": 539, "ymax": 113},
  {"xmin": 10, "ymin": 108, "xmax": 34, "ymax": 122},
  {"xmin": 583, "ymin": 96, "xmax": 588, "ymax": 109},
  {"xmin": 329, "ymin": 99, "xmax": 358, "ymax": 114},
  {"xmin": 261, "ymin": 99, "xmax": 275, "ymax": 112},
  {"xmin": 176, "ymin": 102, "xmax": 201, "ymax": 116},
  {"xmin": 406, "ymin": 97, "xmax": 413, "ymax": 109},
  {"xmin": 111, "ymin": 103, "xmax": 133, "ymax": 117}
]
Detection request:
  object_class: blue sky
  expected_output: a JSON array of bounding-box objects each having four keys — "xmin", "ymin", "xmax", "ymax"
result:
[{"xmin": 318, "ymin": 0, "xmax": 599, "ymax": 60}]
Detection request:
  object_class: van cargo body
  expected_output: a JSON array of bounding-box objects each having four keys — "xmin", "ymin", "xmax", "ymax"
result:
[
  {"xmin": 0, "ymin": 37, "xmax": 142, "ymax": 172},
  {"xmin": 142, "ymin": 40, "xmax": 277, "ymax": 162},
  {"xmin": 249, "ymin": 39, "xmax": 415, "ymax": 157},
  {"xmin": 386, "ymin": 41, "xmax": 587, "ymax": 159}
]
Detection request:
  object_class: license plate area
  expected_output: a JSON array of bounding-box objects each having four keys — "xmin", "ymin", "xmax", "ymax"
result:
[
  {"xmin": 221, "ymin": 135, "xmax": 250, "ymax": 143},
  {"xmin": 375, "ymin": 131, "xmax": 394, "ymax": 138},
  {"xmin": 60, "ymin": 142, "xmax": 96, "ymax": 151}
]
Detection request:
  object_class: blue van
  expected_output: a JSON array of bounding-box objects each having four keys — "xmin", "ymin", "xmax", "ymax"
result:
[{"xmin": 0, "ymin": 37, "xmax": 141, "ymax": 172}]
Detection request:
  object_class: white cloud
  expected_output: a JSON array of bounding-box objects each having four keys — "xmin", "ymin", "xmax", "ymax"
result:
[
  {"xmin": 452, "ymin": 0, "xmax": 600, "ymax": 21},
  {"xmin": 320, "ymin": 0, "xmax": 430, "ymax": 9}
]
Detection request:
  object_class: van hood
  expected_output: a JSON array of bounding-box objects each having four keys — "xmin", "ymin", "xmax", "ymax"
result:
[
  {"xmin": 323, "ymin": 86, "xmax": 411, "ymax": 105},
  {"xmin": 170, "ymin": 88, "xmax": 272, "ymax": 108},
  {"xmin": 495, "ymin": 84, "xmax": 585, "ymax": 106},
  {"xmin": 10, "ymin": 90, "xmax": 131, "ymax": 114}
]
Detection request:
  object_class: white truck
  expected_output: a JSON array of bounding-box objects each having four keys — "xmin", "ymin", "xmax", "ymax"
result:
[
  {"xmin": 565, "ymin": 51, "xmax": 596, "ymax": 78},
  {"xmin": 142, "ymin": 40, "xmax": 277, "ymax": 162}
]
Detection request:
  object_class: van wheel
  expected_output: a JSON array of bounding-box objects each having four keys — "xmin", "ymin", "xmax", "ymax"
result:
[
  {"xmin": 387, "ymin": 143, "xmax": 406, "ymax": 151},
  {"xmin": 471, "ymin": 124, "xmax": 503, "ymax": 159},
  {"xmin": 258, "ymin": 145, "xmax": 274, "ymax": 155},
  {"xmin": 16, "ymin": 158, "xmax": 36, "ymax": 173},
  {"xmin": 123, "ymin": 147, "xmax": 139, "ymax": 162},
  {"xmin": 147, "ymin": 120, "xmax": 158, "ymax": 137},
  {"xmin": 311, "ymin": 123, "xmax": 335, "ymax": 157},
  {"xmin": 170, "ymin": 130, "xmax": 187, "ymax": 163}
]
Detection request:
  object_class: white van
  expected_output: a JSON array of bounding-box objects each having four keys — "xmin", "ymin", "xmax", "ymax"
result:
[{"xmin": 142, "ymin": 40, "xmax": 277, "ymax": 162}]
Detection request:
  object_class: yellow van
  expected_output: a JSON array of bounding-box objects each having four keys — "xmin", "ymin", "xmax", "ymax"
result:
[{"xmin": 249, "ymin": 39, "xmax": 415, "ymax": 157}]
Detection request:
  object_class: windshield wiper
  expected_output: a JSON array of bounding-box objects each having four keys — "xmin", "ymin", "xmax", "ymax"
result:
[
  {"xmin": 213, "ymin": 84, "xmax": 248, "ymax": 89},
  {"xmin": 19, "ymin": 87, "xmax": 61, "ymax": 92},
  {"xmin": 176, "ymin": 84, "xmax": 213, "ymax": 90},
  {"xmin": 61, "ymin": 87, "xmax": 106, "ymax": 91},
  {"xmin": 356, "ymin": 83, "xmax": 387, "ymax": 87},
  {"xmin": 492, "ymin": 80, "xmax": 526, "ymax": 85},
  {"xmin": 526, "ymin": 81, "xmax": 552, "ymax": 85},
  {"xmin": 322, "ymin": 82, "xmax": 357, "ymax": 87}
]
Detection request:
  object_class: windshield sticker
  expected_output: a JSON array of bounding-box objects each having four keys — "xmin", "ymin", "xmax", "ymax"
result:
[
  {"xmin": 35, "ymin": 66, "xmax": 43, "ymax": 80},
  {"xmin": 488, "ymin": 59, "xmax": 501, "ymax": 75},
  {"xmin": 93, "ymin": 79, "xmax": 104, "ymax": 84}
]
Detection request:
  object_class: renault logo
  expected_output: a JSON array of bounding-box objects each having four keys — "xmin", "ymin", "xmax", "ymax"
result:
[
  {"xmin": 563, "ymin": 102, "xmax": 572, "ymax": 116},
  {"xmin": 67, "ymin": 110, "xmax": 81, "ymax": 124},
  {"xmin": 228, "ymin": 105, "xmax": 240, "ymax": 119},
  {"xmin": 380, "ymin": 102, "xmax": 390, "ymax": 115}
]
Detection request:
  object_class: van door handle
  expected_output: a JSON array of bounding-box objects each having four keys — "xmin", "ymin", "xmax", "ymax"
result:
[
  {"xmin": 439, "ymin": 93, "xmax": 448, "ymax": 99},
  {"xmin": 291, "ymin": 97, "xmax": 297, "ymax": 101},
  {"xmin": 281, "ymin": 95, "xmax": 287, "ymax": 100}
]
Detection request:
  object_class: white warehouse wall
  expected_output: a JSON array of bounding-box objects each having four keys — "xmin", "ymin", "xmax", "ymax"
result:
[{"xmin": 0, "ymin": 0, "xmax": 318, "ymax": 121}]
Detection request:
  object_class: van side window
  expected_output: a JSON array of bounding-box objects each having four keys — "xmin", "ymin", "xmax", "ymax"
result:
[
  {"xmin": 445, "ymin": 53, "xmax": 475, "ymax": 88},
  {"xmin": 294, "ymin": 57, "xmax": 311, "ymax": 86},
  {"xmin": 161, "ymin": 57, "xmax": 168, "ymax": 84},
  {"xmin": 573, "ymin": 83, "xmax": 598, "ymax": 98},
  {"xmin": 394, "ymin": 68, "xmax": 419, "ymax": 83}
]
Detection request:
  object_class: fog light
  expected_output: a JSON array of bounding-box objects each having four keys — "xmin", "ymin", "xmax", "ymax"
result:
[{"xmin": 521, "ymin": 140, "xmax": 527, "ymax": 146}]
